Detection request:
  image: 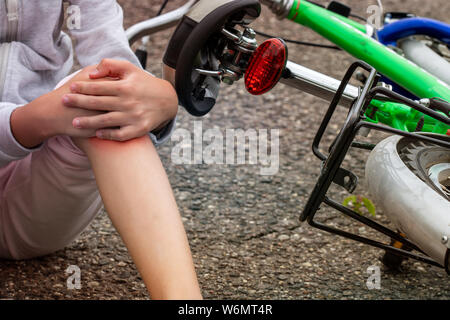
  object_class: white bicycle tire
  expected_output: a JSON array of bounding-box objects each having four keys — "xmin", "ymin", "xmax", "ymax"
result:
[{"xmin": 365, "ymin": 135, "xmax": 450, "ymax": 267}]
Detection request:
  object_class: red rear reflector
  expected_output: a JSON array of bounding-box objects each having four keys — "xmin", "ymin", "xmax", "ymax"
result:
[{"xmin": 245, "ymin": 38, "xmax": 288, "ymax": 95}]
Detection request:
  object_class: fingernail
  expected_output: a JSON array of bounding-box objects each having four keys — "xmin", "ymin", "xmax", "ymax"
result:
[
  {"xmin": 90, "ymin": 69, "xmax": 100, "ymax": 77},
  {"xmin": 96, "ymin": 131, "xmax": 103, "ymax": 139},
  {"xmin": 63, "ymin": 95, "xmax": 70, "ymax": 104},
  {"xmin": 73, "ymin": 119, "xmax": 81, "ymax": 128},
  {"xmin": 70, "ymin": 83, "xmax": 78, "ymax": 92}
]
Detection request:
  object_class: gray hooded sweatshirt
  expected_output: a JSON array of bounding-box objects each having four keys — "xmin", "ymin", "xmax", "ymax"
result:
[{"xmin": 0, "ymin": 0, "xmax": 174, "ymax": 168}]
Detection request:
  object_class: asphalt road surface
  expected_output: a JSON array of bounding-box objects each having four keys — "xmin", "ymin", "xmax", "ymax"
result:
[{"xmin": 1, "ymin": 0, "xmax": 449, "ymax": 299}]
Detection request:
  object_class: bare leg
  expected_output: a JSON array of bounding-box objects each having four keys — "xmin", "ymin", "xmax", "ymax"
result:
[{"xmin": 73, "ymin": 136, "xmax": 202, "ymax": 300}]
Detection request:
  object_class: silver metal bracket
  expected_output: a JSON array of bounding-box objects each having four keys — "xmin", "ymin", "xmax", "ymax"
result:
[{"xmin": 260, "ymin": 0, "xmax": 294, "ymax": 19}]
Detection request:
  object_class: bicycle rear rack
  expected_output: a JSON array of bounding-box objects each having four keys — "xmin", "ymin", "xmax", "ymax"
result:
[{"xmin": 300, "ymin": 60, "xmax": 450, "ymax": 274}]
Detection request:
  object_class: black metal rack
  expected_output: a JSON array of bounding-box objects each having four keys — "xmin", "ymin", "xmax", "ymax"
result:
[{"xmin": 300, "ymin": 60, "xmax": 450, "ymax": 273}]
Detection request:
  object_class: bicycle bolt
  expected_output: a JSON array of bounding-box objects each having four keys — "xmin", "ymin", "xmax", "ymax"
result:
[
  {"xmin": 442, "ymin": 235, "xmax": 449, "ymax": 244},
  {"xmin": 243, "ymin": 28, "xmax": 256, "ymax": 40}
]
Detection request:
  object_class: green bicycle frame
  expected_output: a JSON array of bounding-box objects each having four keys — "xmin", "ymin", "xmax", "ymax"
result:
[{"xmin": 285, "ymin": 0, "xmax": 450, "ymax": 134}]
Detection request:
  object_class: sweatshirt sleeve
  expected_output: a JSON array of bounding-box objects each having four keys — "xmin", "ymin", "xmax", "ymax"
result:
[
  {"xmin": 67, "ymin": 0, "xmax": 141, "ymax": 68},
  {"xmin": 0, "ymin": 103, "xmax": 43, "ymax": 168},
  {"xmin": 68, "ymin": 0, "xmax": 176, "ymax": 145}
]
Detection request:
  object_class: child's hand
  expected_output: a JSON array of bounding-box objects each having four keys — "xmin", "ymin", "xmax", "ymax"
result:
[
  {"xmin": 49, "ymin": 66, "xmax": 109, "ymax": 139},
  {"xmin": 62, "ymin": 59, "xmax": 178, "ymax": 141}
]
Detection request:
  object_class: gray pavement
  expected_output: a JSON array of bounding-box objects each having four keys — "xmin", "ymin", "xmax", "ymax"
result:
[{"xmin": 1, "ymin": 0, "xmax": 449, "ymax": 299}]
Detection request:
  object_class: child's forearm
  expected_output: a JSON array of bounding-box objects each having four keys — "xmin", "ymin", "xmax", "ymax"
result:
[
  {"xmin": 73, "ymin": 136, "xmax": 202, "ymax": 300},
  {"xmin": 10, "ymin": 68, "xmax": 103, "ymax": 149},
  {"xmin": 10, "ymin": 93, "xmax": 55, "ymax": 149}
]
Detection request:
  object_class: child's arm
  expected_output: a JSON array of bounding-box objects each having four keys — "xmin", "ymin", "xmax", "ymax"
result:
[
  {"xmin": 1, "ymin": 68, "xmax": 103, "ymax": 168},
  {"xmin": 10, "ymin": 67, "xmax": 109, "ymax": 149},
  {"xmin": 67, "ymin": 0, "xmax": 140, "ymax": 68}
]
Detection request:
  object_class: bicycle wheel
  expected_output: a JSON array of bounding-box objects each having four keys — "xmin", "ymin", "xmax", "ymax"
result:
[
  {"xmin": 400, "ymin": 137, "xmax": 450, "ymax": 200},
  {"xmin": 365, "ymin": 134, "xmax": 450, "ymax": 270}
]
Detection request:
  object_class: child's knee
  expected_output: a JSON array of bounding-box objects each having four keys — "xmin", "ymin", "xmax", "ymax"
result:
[{"xmin": 72, "ymin": 135, "xmax": 153, "ymax": 156}]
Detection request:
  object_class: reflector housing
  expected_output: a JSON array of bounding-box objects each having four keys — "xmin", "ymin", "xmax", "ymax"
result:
[{"xmin": 245, "ymin": 38, "xmax": 288, "ymax": 95}]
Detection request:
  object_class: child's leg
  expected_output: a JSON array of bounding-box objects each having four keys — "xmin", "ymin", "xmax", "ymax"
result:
[
  {"xmin": 0, "ymin": 68, "xmax": 201, "ymax": 298},
  {"xmin": 72, "ymin": 136, "xmax": 202, "ymax": 300}
]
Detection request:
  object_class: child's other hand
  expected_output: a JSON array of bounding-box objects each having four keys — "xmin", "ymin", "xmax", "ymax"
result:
[
  {"xmin": 38, "ymin": 66, "xmax": 109, "ymax": 140},
  {"xmin": 62, "ymin": 59, "xmax": 178, "ymax": 142}
]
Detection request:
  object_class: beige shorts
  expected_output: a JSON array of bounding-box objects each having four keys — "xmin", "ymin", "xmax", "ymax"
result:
[
  {"xmin": 0, "ymin": 73, "xmax": 103, "ymax": 260},
  {"xmin": 0, "ymin": 135, "xmax": 103, "ymax": 260}
]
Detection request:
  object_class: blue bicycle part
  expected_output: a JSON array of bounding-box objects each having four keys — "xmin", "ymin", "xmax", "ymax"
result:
[
  {"xmin": 377, "ymin": 17, "xmax": 450, "ymax": 47},
  {"xmin": 376, "ymin": 17, "xmax": 450, "ymax": 100}
]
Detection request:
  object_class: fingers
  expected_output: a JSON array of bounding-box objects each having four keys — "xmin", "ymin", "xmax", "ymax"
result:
[
  {"xmin": 96, "ymin": 126, "xmax": 142, "ymax": 142},
  {"xmin": 70, "ymin": 81, "xmax": 121, "ymax": 96},
  {"xmin": 63, "ymin": 94, "xmax": 119, "ymax": 111},
  {"xmin": 89, "ymin": 58, "xmax": 136, "ymax": 79},
  {"xmin": 73, "ymin": 112, "xmax": 124, "ymax": 130}
]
